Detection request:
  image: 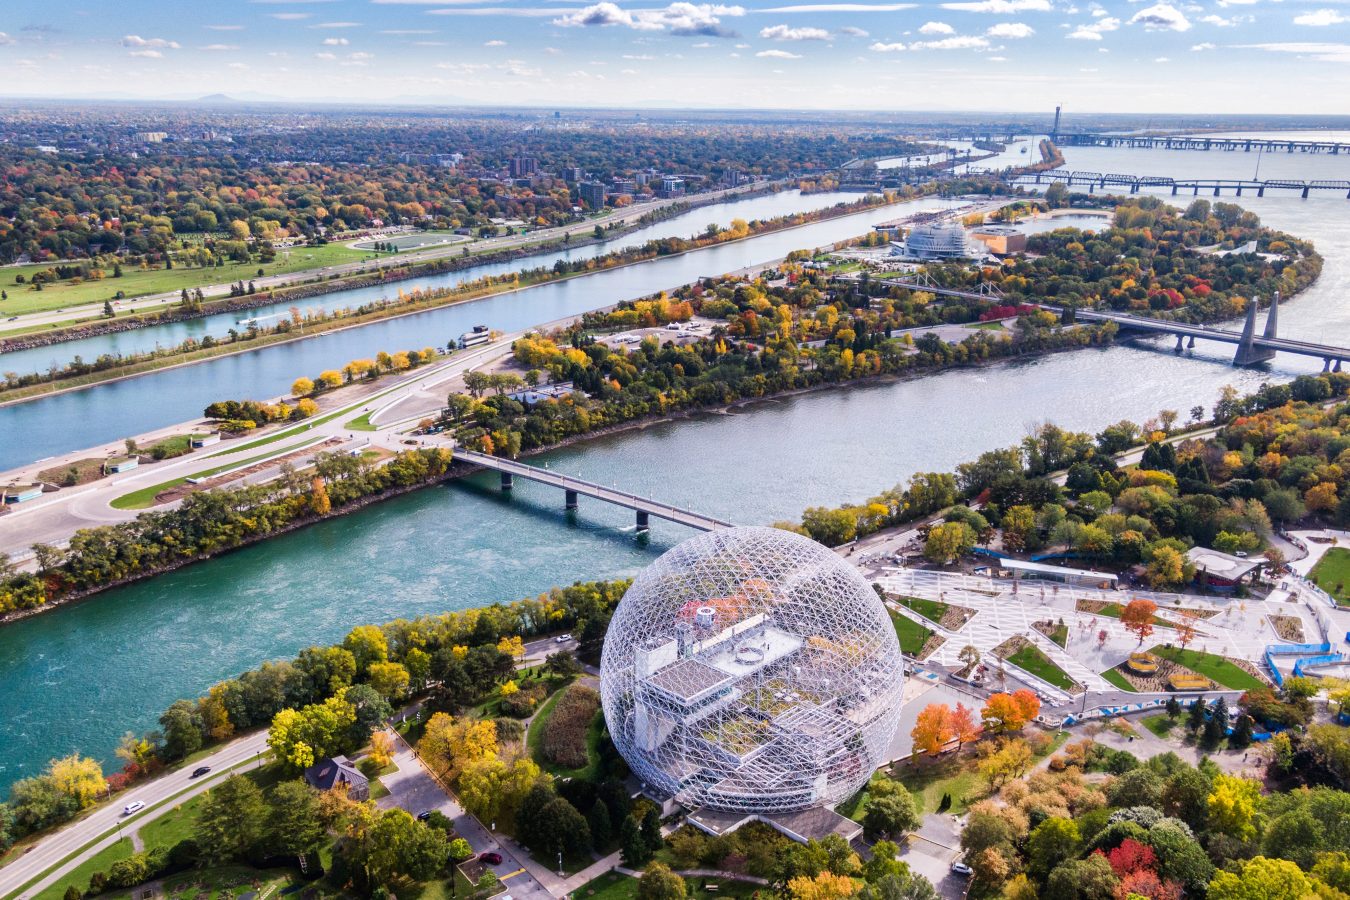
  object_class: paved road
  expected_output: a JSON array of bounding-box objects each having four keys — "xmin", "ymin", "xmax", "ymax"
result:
[
  {"xmin": 0, "ymin": 334, "xmax": 522, "ymax": 563},
  {"xmin": 1, "ymin": 731, "xmax": 270, "ymax": 900},
  {"xmin": 378, "ymin": 732, "xmax": 554, "ymax": 900},
  {"xmin": 1, "ymin": 184, "xmax": 777, "ymax": 334}
]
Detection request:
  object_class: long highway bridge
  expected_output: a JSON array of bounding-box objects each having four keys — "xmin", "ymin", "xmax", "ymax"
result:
[
  {"xmin": 1014, "ymin": 169, "xmax": 1350, "ymax": 199},
  {"xmin": 845, "ymin": 274, "xmax": 1350, "ymax": 368},
  {"xmin": 1055, "ymin": 133, "xmax": 1350, "ymax": 154},
  {"xmin": 454, "ymin": 448, "xmax": 734, "ymax": 532}
]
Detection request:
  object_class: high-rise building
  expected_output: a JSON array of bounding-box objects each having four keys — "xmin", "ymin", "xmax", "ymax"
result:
[
  {"xmin": 579, "ymin": 182, "xmax": 606, "ymax": 210},
  {"xmin": 509, "ymin": 156, "xmax": 538, "ymax": 177}
]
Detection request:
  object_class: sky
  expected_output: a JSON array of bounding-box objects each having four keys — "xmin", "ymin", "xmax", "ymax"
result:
[{"xmin": 1, "ymin": 0, "xmax": 1349, "ymax": 113}]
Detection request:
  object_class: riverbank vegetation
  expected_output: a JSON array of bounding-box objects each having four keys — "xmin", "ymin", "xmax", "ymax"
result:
[
  {"xmin": 781, "ymin": 374, "xmax": 1350, "ymax": 591},
  {"xmin": 0, "ymin": 191, "xmax": 908, "ymax": 403},
  {"xmin": 0, "ymin": 448, "xmax": 453, "ymax": 616}
]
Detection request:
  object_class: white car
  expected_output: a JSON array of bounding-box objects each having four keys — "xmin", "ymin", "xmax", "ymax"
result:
[
  {"xmin": 122, "ymin": 801, "xmax": 146, "ymax": 816},
  {"xmin": 555, "ymin": 634, "xmax": 573, "ymax": 643},
  {"xmin": 950, "ymin": 862, "xmax": 973, "ymax": 877}
]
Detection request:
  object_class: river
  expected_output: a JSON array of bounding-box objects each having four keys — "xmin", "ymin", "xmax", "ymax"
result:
[
  {"xmin": 0, "ymin": 193, "xmax": 964, "ymax": 472},
  {"xmin": 1, "ymin": 136, "xmax": 1349, "ymax": 790}
]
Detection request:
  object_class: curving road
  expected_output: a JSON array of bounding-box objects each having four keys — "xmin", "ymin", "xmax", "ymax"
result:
[{"xmin": 0, "ymin": 731, "xmax": 271, "ymax": 900}]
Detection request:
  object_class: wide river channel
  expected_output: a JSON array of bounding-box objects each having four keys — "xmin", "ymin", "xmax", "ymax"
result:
[{"xmin": 1, "ymin": 137, "xmax": 1349, "ymax": 789}]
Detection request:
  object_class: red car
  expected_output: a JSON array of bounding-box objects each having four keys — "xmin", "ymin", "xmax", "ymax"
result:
[{"xmin": 479, "ymin": 852, "xmax": 503, "ymax": 866}]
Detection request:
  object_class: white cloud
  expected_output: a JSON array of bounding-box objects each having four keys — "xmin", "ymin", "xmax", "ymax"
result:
[
  {"xmin": 312, "ymin": 21, "xmax": 361, "ymax": 27},
  {"xmin": 760, "ymin": 23, "xmax": 830, "ymax": 39},
  {"xmin": 129, "ymin": 49, "xmax": 163, "ymax": 58},
  {"xmin": 269, "ymin": 12, "xmax": 312, "ymax": 20},
  {"xmin": 1154, "ymin": 55, "xmax": 1170, "ymax": 60},
  {"xmin": 314, "ymin": 51, "xmax": 337, "ymax": 59},
  {"xmin": 553, "ymin": 2, "xmax": 745, "ymax": 36},
  {"xmin": 121, "ymin": 35, "xmax": 180, "ymax": 49},
  {"xmin": 838, "ymin": 25, "xmax": 870, "ymax": 35},
  {"xmin": 1088, "ymin": 3, "xmax": 1107, "ymax": 16},
  {"xmin": 987, "ymin": 21, "xmax": 1034, "ymax": 36},
  {"xmin": 1191, "ymin": 40, "xmax": 1215, "ymax": 49},
  {"xmin": 868, "ymin": 40, "xmax": 907, "ymax": 50},
  {"xmin": 1294, "ymin": 9, "xmax": 1347, "ymax": 26},
  {"xmin": 940, "ymin": 0, "xmax": 1051, "ymax": 12},
  {"xmin": 919, "ymin": 20, "xmax": 955, "ymax": 33},
  {"xmin": 623, "ymin": 52, "xmax": 656, "ymax": 57},
  {"xmin": 380, "ymin": 29, "xmax": 437, "ymax": 34},
  {"xmin": 202, "ymin": 43, "xmax": 240, "ymax": 50},
  {"xmin": 756, "ymin": 48, "xmax": 801, "ymax": 56},
  {"xmin": 1238, "ymin": 40, "xmax": 1350, "ymax": 61},
  {"xmin": 911, "ymin": 34, "xmax": 990, "ymax": 48},
  {"xmin": 989, "ymin": 54, "xmax": 1007, "ymax": 59},
  {"xmin": 1128, "ymin": 3, "xmax": 1191, "ymax": 30},
  {"xmin": 1066, "ymin": 16, "xmax": 1118, "ymax": 38},
  {"xmin": 1199, "ymin": 13, "xmax": 1244, "ymax": 26},
  {"xmin": 484, "ymin": 38, "xmax": 507, "ymax": 45},
  {"xmin": 321, "ymin": 36, "xmax": 349, "ymax": 45},
  {"xmin": 762, "ymin": 3, "xmax": 914, "ymax": 10},
  {"xmin": 204, "ymin": 25, "xmax": 246, "ymax": 30}
]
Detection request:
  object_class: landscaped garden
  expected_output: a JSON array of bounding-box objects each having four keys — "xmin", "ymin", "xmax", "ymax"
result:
[
  {"xmin": 1309, "ymin": 547, "xmax": 1350, "ymax": 605},
  {"xmin": 1149, "ymin": 646, "xmax": 1266, "ymax": 692},
  {"xmin": 1006, "ymin": 642, "xmax": 1080, "ymax": 693},
  {"xmin": 887, "ymin": 607, "xmax": 935, "ymax": 656}
]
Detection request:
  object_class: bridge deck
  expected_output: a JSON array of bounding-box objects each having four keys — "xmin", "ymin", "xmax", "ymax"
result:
[{"xmin": 455, "ymin": 449, "xmax": 734, "ymax": 532}]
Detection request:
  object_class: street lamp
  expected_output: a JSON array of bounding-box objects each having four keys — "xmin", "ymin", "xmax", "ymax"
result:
[{"xmin": 558, "ymin": 851, "xmax": 563, "ymax": 877}]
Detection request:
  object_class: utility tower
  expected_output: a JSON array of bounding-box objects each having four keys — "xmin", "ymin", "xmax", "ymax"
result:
[{"xmin": 1052, "ymin": 105, "xmax": 1062, "ymax": 140}]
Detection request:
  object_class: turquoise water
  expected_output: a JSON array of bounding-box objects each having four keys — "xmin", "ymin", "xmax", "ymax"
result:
[{"xmin": 1, "ymin": 140, "xmax": 1349, "ymax": 790}]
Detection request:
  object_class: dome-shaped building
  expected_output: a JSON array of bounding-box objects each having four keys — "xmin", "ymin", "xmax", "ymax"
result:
[{"xmin": 600, "ymin": 526, "xmax": 905, "ymax": 815}]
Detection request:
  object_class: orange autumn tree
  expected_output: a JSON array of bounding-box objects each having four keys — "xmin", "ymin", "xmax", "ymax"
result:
[
  {"xmin": 952, "ymin": 703, "xmax": 982, "ymax": 751},
  {"xmin": 982, "ymin": 689, "xmax": 1041, "ymax": 734},
  {"xmin": 1175, "ymin": 608, "xmax": 1200, "ymax": 650},
  {"xmin": 1121, "ymin": 598, "xmax": 1159, "ymax": 646},
  {"xmin": 912, "ymin": 703, "xmax": 955, "ymax": 759}
]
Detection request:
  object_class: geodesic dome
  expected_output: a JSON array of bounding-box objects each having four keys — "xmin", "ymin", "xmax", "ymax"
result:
[{"xmin": 600, "ymin": 526, "xmax": 905, "ymax": 815}]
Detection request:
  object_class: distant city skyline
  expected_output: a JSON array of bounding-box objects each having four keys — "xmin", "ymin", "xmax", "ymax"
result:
[{"xmin": 1, "ymin": 0, "xmax": 1349, "ymax": 114}]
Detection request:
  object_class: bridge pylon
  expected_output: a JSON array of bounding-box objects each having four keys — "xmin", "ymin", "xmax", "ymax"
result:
[
  {"xmin": 1234, "ymin": 297, "xmax": 1276, "ymax": 367},
  {"xmin": 1262, "ymin": 290, "xmax": 1280, "ymax": 340}
]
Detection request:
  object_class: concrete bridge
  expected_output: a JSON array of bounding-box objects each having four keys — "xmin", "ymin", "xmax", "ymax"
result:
[
  {"xmin": 454, "ymin": 448, "xmax": 734, "ymax": 533},
  {"xmin": 1017, "ymin": 169, "xmax": 1350, "ymax": 199},
  {"xmin": 841, "ymin": 274, "xmax": 1350, "ymax": 369},
  {"xmin": 1056, "ymin": 133, "xmax": 1350, "ymax": 155}
]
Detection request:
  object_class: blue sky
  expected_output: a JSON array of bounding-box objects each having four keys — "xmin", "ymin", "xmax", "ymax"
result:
[{"xmin": 1, "ymin": 0, "xmax": 1348, "ymax": 112}]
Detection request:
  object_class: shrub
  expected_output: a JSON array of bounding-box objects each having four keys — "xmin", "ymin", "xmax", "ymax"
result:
[{"xmin": 542, "ymin": 684, "xmax": 601, "ymax": 769}]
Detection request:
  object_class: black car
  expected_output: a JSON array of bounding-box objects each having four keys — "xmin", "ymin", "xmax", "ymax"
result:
[
  {"xmin": 190, "ymin": 766, "xmax": 211, "ymax": 778},
  {"xmin": 417, "ymin": 811, "xmax": 434, "ymax": 821}
]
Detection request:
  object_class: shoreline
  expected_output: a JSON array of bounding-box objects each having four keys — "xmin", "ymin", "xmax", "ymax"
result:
[
  {"xmin": 0, "ymin": 190, "xmax": 911, "ymax": 409},
  {"xmin": 0, "ymin": 329, "xmax": 1108, "ymax": 629},
  {"xmin": 0, "ymin": 182, "xmax": 788, "ymax": 350}
]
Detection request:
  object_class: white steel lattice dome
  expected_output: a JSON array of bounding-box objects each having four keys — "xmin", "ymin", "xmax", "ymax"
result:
[{"xmin": 600, "ymin": 526, "xmax": 905, "ymax": 814}]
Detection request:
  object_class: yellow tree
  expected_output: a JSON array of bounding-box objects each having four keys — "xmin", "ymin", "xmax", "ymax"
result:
[
  {"xmin": 1208, "ymin": 774, "xmax": 1261, "ymax": 840},
  {"xmin": 49, "ymin": 754, "xmax": 106, "ymax": 808},
  {"xmin": 310, "ymin": 476, "xmax": 331, "ymax": 516},
  {"xmin": 369, "ymin": 731, "xmax": 395, "ymax": 770},
  {"xmin": 787, "ymin": 872, "xmax": 855, "ymax": 900},
  {"xmin": 367, "ymin": 661, "xmax": 411, "ymax": 702},
  {"xmin": 291, "ymin": 377, "xmax": 314, "ymax": 398},
  {"xmin": 497, "ymin": 635, "xmax": 526, "ymax": 661}
]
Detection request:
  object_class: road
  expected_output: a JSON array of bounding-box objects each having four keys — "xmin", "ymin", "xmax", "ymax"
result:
[
  {"xmin": 0, "ymin": 731, "xmax": 271, "ymax": 900},
  {"xmin": 0, "ymin": 333, "xmax": 522, "ymax": 563},
  {"xmin": 2, "ymin": 183, "xmax": 778, "ymax": 334}
]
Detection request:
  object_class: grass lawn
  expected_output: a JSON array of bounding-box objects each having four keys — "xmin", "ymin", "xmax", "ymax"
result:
[
  {"xmin": 346, "ymin": 410, "xmax": 378, "ymax": 431},
  {"xmin": 110, "ymin": 439, "xmax": 318, "ymax": 509},
  {"xmin": 137, "ymin": 793, "xmax": 207, "ymax": 853},
  {"xmin": 893, "ymin": 595, "xmax": 949, "ymax": 625},
  {"xmin": 526, "ymin": 684, "xmax": 603, "ymax": 782},
  {"xmin": 1142, "ymin": 714, "xmax": 1178, "ymax": 738},
  {"xmin": 1097, "ymin": 603, "xmax": 1171, "ymax": 628},
  {"xmin": 1006, "ymin": 644, "xmax": 1077, "ymax": 691},
  {"xmin": 1149, "ymin": 646, "xmax": 1265, "ymax": 692},
  {"xmin": 1309, "ymin": 547, "xmax": 1350, "ymax": 605},
  {"xmin": 1044, "ymin": 623, "xmax": 1068, "ymax": 648},
  {"xmin": 1101, "ymin": 668, "xmax": 1138, "ymax": 692},
  {"xmin": 32, "ymin": 837, "xmax": 133, "ymax": 900},
  {"xmin": 146, "ymin": 434, "xmax": 193, "ymax": 459},
  {"xmin": 888, "ymin": 608, "xmax": 934, "ymax": 656},
  {"xmin": 570, "ymin": 870, "xmax": 759, "ymax": 900},
  {"xmin": 37, "ymin": 457, "xmax": 108, "ymax": 486},
  {"xmin": 967, "ymin": 321, "xmax": 1008, "ymax": 330},
  {"xmin": 0, "ymin": 243, "xmax": 371, "ymax": 316}
]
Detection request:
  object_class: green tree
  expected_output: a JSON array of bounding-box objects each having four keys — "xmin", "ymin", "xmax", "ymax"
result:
[
  {"xmin": 923, "ymin": 521, "xmax": 977, "ymax": 564},
  {"xmin": 1208, "ymin": 774, "xmax": 1262, "ymax": 841},
  {"xmin": 588, "ymin": 798, "xmax": 613, "ymax": 850},
  {"xmin": 197, "ymin": 774, "xmax": 267, "ymax": 864},
  {"xmin": 1028, "ymin": 817, "xmax": 1080, "ymax": 879},
  {"xmin": 1208, "ymin": 856, "xmax": 1315, "ymax": 900},
  {"xmin": 159, "ymin": 700, "xmax": 204, "ymax": 760},
  {"xmin": 268, "ymin": 781, "xmax": 326, "ymax": 856},
  {"xmin": 855, "ymin": 872, "xmax": 939, "ymax": 900},
  {"xmin": 534, "ymin": 797, "xmax": 592, "ymax": 860},
  {"xmin": 637, "ymin": 863, "xmax": 687, "ymax": 900},
  {"xmin": 863, "ymin": 788, "xmax": 920, "ymax": 841},
  {"xmin": 354, "ymin": 809, "xmax": 449, "ymax": 887},
  {"xmin": 621, "ymin": 815, "xmax": 651, "ymax": 866}
]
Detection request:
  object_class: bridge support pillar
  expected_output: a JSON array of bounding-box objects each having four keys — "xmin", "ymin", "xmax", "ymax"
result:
[
  {"xmin": 1175, "ymin": 335, "xmax": 1184, "ymax": 352},
  {"xmin": 1338, "ymin": 360, "xmax": 1344, "ymax": 373},
  {"xmin": 500, "ymin": 472, "xmax": 513, "ymax": 491},
  {"xmin": 635, "ymin": 510, "xmax": 650, "ymax": 533},
  {"xmin": 1324, "ymin": 358, "xmax": 1332, "ymax": 373},
  {"xmin": 1171, "ymin": 185, "xmax": 1178, "ymax": 196},
  {"xmin": 1258, "ymin": 186, "xmax": 1266, "ymax": 197},
  {"xmin": 1187, "ymin": 336, "xmax": 1196, "ymax": 349},
  {"xmin": 565, "ymin": 489, "xmax": 578, "ymax": 510},
  {"xmin": 1234, "ymin": 298, "xmax": 1277, "ymax": 367},
  {"xmin": 1213, "ymin": 186, "xmax": 1222, "ymax": 197},
  {"xmin": 1303, "ymin": 186, "xmax": 1311, "ymax": 199}
]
